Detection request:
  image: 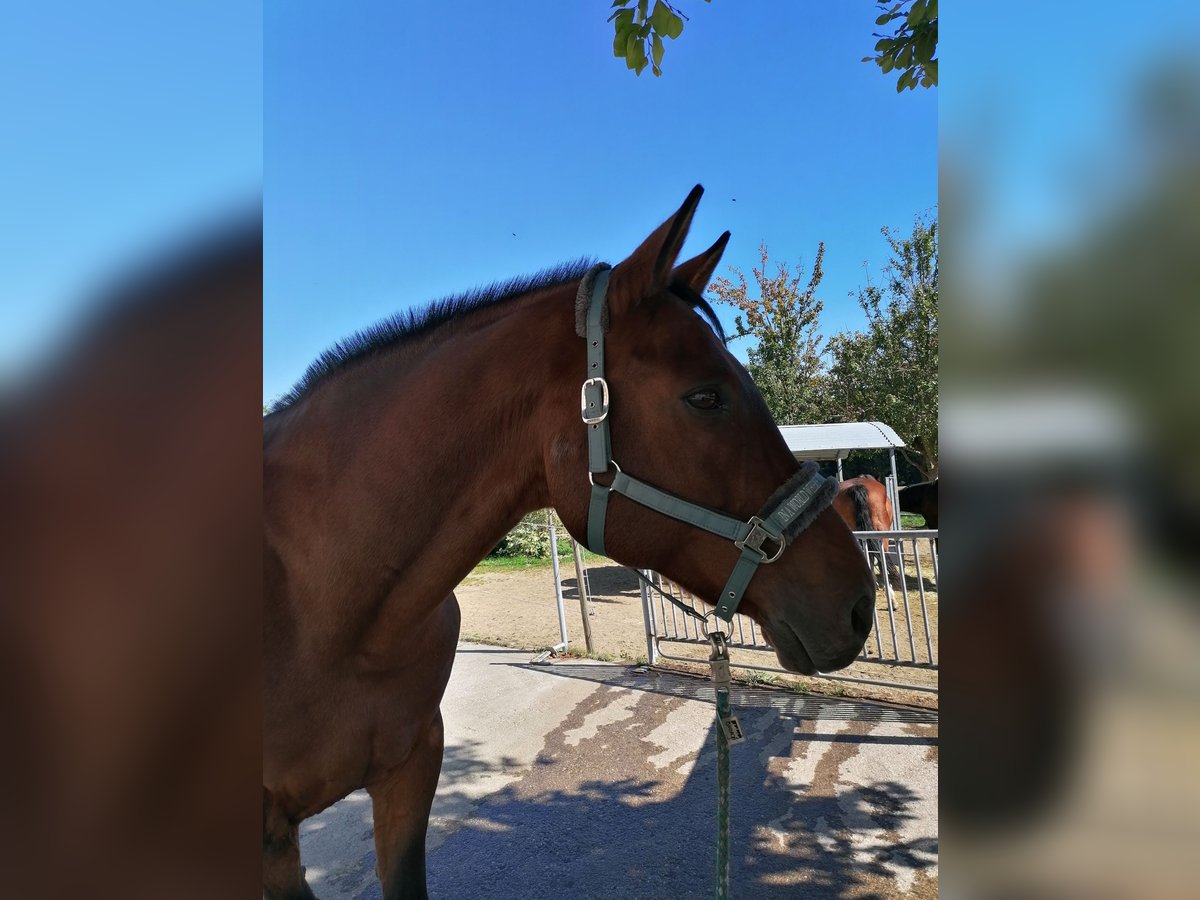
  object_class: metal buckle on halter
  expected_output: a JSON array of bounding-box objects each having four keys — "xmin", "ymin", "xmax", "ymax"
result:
[
  {"xmin": 587, "ymin": 459, "xmax": 621, "ymax": 487},
  {"xmin": 580, "ymin": 377, "xmax": 610, "ymax": 425},
  {"xmin": 735, "ymin": 516, "xmax": 785, "ymax": 563}
]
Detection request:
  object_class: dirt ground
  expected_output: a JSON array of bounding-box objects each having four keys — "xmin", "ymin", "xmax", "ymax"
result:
[{"xmin": 456, "ymin": 553, "xmax": 938, "ymax": 708}]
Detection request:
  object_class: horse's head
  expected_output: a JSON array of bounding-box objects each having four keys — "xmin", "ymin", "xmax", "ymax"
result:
[{"xmin": 547, "ymin": 186, "xmax": 874, "ymax": 675}]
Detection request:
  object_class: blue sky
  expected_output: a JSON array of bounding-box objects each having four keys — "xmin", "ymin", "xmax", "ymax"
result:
[
  {"xmin": 942, "ymin": 0, "xmax": 1200, "ymax": 290},
  {"xmin": 0, "ymin": 1, "xmax": 260, "ymax": 381},
  {"xmin": 263, "ymin": 1, "xmax": 936, "ymax": 405}
]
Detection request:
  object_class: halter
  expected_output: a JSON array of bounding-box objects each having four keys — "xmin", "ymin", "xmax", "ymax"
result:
[{"xmin": 577, "ymin": 264, "xmax": 838, "ymax": 622}]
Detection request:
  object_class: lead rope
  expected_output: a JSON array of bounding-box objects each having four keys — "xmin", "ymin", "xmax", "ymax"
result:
[
  {"xmin": 632, "ymin": 569, "xmax": 741, "ymax": 898},
  {"xmin": 709, "ymin": 630, "xmax": 743, "ymax": 900}
]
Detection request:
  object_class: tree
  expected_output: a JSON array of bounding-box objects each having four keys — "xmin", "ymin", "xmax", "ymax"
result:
[
  {"xmin": 606, "ymin": 0, "xmax": 937, "ymax": 90},
  {"xmin": 607, "ymin": 0, "xmax": 704, "ymax": 77},
  {"xmin": 864, "ymin": 1, "xmax": 938, "ymax": 91},
  {"xmin": 708, "ymin": 241, "xmax": 828, "ymax": 425},
  {"xmin": 826, "ymin": 217, "xmax": 938, "ymax": 478}
]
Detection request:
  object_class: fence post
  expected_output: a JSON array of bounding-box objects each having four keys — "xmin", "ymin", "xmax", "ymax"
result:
[
  {"xmin": 639, "ymin": 570, "xmax": 658, "ymax": 666},
  {"xmin": 570, "ymin": 538, "xmax": 595, "ymax": 654},
  {"xmin": 547, "ymin": 511, "xmax": 569, "ymax": 651},
  {"xmin": 888, "ymin": 450, "xmax": 901, "ymax": 529}
]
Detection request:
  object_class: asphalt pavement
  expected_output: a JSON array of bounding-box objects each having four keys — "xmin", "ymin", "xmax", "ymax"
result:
[{"xmin": 298, "ymin": 644, "xmax": 938, "ymax": 899}]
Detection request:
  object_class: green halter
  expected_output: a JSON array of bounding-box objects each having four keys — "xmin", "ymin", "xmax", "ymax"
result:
[{"xmin": 578, "ymin": 265, "xmax": 837, "ymax": 621}]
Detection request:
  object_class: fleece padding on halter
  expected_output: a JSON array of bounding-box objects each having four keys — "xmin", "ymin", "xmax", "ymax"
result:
[
  {"xmin": 575, "ymin": 262, "xmax": 838, "ymax": 621},
  {"xmin": 575, "ymin": 263, "xmax": 612, "ymax": 338}
]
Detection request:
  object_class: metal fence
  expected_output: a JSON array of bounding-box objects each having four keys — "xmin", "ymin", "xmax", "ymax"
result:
[{"xmin": 641, "ymin": 530, "xmax": 939, "ymax": 693}]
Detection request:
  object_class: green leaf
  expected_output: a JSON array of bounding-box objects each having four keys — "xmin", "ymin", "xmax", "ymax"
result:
[
  {"xmin": 611, "ymin": 0, "xmax": 632, "ymax": 6},
  {"xmin": 652, "ymin": 64, "xmax": 662, "ymax": 76},
  {"xmin": 651, "ymin": 0, "xmax": 671, "ymax": 34},
  {"xmin": 927, "ymin": 0, "xmax": 938, "ymax": 19},
  {"xmin": 626, "ymin": 30, "xmax": 644, "ymax": 69},
  {"xmin": 897, "ymin": 44, "xmax": 913, "ymax": 68},
  {"xmin": 638, "ymin": 0, "xmax": 648, "ymax": 21},
  {"xmin": 881, "ymin": 55, "xmax": 894, "ymax": 74},
  {"xmin": 915, "ymin": 30, "xmax": 934, "ymax": 64},
  {"xmin": 907, "ymin": 0, "xmax": 927, "ymax": 26},
  {"xmin": 652, "ymin": 32, "xmax": 664, "ymax": 66},
  {"xmin": 614, "ymin": 20, "xmax": 636, "ymax": 56},
  {"xmin": 665, "ymin": 11, "xmax": 684, "ymax": 39}
]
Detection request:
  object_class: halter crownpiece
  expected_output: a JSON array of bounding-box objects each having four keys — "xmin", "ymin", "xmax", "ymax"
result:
[{"xmin": 576, "ymin": 263, "xmax": 838, "ymax": 621}]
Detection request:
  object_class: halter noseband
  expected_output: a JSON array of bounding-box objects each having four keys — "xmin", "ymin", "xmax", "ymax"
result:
[{"xmin": 577, "ymin": 264, "xmax": 838, "ymax": 621}]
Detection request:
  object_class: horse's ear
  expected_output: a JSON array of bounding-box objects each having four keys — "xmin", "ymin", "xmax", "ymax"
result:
[
  {"xmin": 608, "ymin": 185, "xmax": 704, "ymax": 317},
  {"xmin": 671, "ymin": 230, "xmax": 730, "ymax": 295}
]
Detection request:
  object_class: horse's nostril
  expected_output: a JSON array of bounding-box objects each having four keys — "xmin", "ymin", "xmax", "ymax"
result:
[{"xmin": 851, "ymin": 593, "xmax": 873, "ymax": 640}]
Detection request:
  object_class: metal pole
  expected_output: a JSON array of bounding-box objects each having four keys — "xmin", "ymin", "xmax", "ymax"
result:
[
  {"xmin": 836, "ymin": 455, "xmax": 844, "ymax": 482},
  {"xmin": 889, "ymin": 449, "xmax": 901, "ymax": 529},
  {"xmin": 548, "ymin": 511, "xmax": 569, "ymax": 651},
  {"xmin": 639, "ymin": 569, "xmax": 658, "ymax": 665},
  {"xmin": 570, "ymin": 538, "xmax": 595, "ymax": 654}
]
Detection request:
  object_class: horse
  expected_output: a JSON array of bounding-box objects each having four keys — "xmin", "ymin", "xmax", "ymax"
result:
[
  {"xmin": 832, "ymin": 474, "xmax": 899, "ymax": 583},
  {"xmin": 0, "ymin": 221, "xmax": 262, "ymax": 899},
  {"xmin": 262, "ymin": 186, "xmax": 876, "ymax": 900},
  {"xmin": 899, "ymin": 477, "xmax": 938, "ymax": 528}
]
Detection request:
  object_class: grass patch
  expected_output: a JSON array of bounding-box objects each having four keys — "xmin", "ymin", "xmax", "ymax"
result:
[
  {"xmin": 473, "ymin": 555, "xmax": 555, "ymax": 572},
  {"xmin": 740, "ymin": 670, "xmax": 780, "ymax": 687},
  {"xmin": 472, "ymin": 548, "xmax": 609, "ymax": 574},
  {"xmin": 459, "ymin": 632, "xmax": 535, "ymax": 650},
  {"xmin": 900, "ymin": 512, "xmax": 926, "ymax": 528},
  {"xmin": 562, "ymin": 646, "xmax": 622, "ymax": 663}
]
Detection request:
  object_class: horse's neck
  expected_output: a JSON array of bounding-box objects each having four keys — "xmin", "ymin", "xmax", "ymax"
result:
[{"xmin": 267, "ymin": 290, "xmax": 575, "ymax": 633}]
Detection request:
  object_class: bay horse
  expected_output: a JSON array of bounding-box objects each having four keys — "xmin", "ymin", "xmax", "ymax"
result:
[
  {"xmin": 263, "ymin": 186, "xmax": 875, "ymax": 900},
  {"xmin": 832, "ymin": 474, "xmax": 899, "ymax": 582},
  {"xmin": 899, "ymin": 477, "xmax": 939, "ymax": 528}
]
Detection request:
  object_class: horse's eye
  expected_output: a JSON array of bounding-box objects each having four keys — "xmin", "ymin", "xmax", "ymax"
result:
[{"xmin": 685, "ymin": 389, "xmax": 722, "ymax": 411}]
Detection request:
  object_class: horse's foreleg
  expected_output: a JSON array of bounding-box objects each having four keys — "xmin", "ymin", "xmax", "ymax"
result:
[
  {"xmin": 368, "ymin": 710, "xmax": 445, "ymax": 900},
  {"xmin": 263, "ymin": 789, "xmax": 317, "ymax": 900}
]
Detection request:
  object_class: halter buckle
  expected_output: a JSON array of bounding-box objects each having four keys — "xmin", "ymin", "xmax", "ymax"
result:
[
  {"xmin": 581, "ymin": 377, "xmax": 610, "ymax": 425},
  {"xmin": 735, "ymin": 517, "xmax": 785, "ymax": 563}
]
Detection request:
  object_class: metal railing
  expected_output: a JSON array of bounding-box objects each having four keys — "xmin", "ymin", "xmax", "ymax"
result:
[{"xmin": 641, "ymin": 530, "xmax": 938, "ymax": 693}]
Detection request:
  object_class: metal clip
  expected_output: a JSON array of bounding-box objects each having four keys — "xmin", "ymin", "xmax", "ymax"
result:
[
  {"xmin": 580, "ymin": 377, "xmax": 610, "ymax": 425},
  {"xmin": 708, "ymin": 633, "xmax": 732, "ymax": 691},
  {"xmin": 734, "ymin": 516, "xmax": 785, "ymax": 563}
]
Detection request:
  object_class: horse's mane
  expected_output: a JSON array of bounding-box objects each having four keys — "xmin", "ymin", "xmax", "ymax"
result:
[
  {"xmin": 269, "ymin": 260, "xmax": 726, "ymax": 414},
  {"xmin": 268, "ymin": 260, "xmax": 594, "ymax": 413}
]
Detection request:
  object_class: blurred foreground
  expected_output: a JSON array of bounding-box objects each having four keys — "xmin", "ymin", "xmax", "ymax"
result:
[{"xmin": 942, "ymin": 5, "xmax": 1200, "ymax": 896}]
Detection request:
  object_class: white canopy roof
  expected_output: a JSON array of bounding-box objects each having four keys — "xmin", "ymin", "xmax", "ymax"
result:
[{"xmin": 777, "ymin": 422, "xmax": 905, "ymax": 461}]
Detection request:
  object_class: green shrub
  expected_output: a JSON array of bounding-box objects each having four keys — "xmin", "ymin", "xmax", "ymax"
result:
[{"xmin": 491, "ymin": 509, "xmax": 570, "ymax": 558}]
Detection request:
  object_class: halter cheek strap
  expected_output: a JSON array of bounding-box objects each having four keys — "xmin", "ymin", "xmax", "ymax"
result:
[{"xmin": 576, "ymin": 264, "xmax": 838, "ymax": 621}]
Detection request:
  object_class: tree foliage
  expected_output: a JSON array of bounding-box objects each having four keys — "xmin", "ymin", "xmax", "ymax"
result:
[
  {"xmin": 605, "ymin": 0, "xmax": 937, "ymax": 90},
  {"xmin": 708, "ymin": 242, "xmax": 828, "ymax": 426},
  {"xmin": 608, "ymin": 0, "xmax": 706, "ymax": 77},
  {"xmin": 491, "ymin": 510, "xmax": 569, "ymax": 558},
  {"xmin": 826, "ymin": 217, "xmax": 939, "ymax": 478},
  {"xmin": 864, "ymin": 0, "xmax": 938, "ymax": 91}
]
